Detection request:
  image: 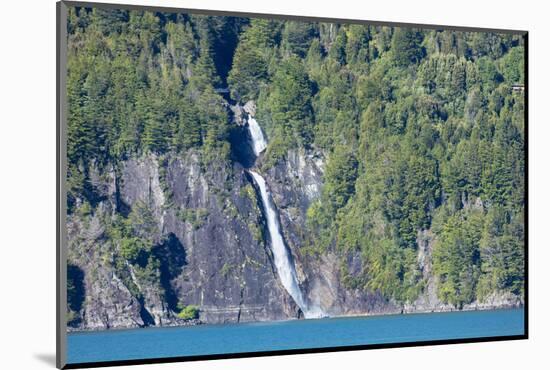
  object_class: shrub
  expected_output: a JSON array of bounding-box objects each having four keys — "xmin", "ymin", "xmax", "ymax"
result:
[
  {"xmin": 177, "ymin": 304, "xmax": 200, "ymax": 320},
  {"xmin": 120, "ymin": 237, "xmax": 148, "ymax": 263}
]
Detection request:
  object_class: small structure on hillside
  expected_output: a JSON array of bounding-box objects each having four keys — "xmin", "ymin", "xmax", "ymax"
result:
[{"xmin": 512, "ymin": 83, "xmax": 525, "ymax": 92}]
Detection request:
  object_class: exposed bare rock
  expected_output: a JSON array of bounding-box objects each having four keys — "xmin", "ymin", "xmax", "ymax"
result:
[
  {"xmin": 68, "ymin": 151, "xmax": 300, "ymax": 331},
  {"xmin": 243, "ymin": 100, "xmax": 256, "ymax": 116}
]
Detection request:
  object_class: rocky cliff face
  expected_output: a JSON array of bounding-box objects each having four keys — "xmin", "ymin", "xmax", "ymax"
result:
[
  {"xmin": 67, "ymin": 131, "xmax": 521, "ymax": 332},
  {"xmin": 67, "ymin": 151, "xmax": 300, "ymax": 331}
]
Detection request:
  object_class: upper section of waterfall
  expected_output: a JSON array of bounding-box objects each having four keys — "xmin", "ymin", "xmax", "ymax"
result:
[{"xmin": 247, "ymin": 115, "xmax": 267, "ymax": 156}]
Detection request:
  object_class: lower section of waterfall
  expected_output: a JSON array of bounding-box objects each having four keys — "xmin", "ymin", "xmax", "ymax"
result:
[{"xmin": 249, "ymin": 170, "xmax": 324, "ymax": 319}]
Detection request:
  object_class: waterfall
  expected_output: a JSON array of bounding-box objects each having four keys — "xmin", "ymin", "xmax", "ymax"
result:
[
  {"xmin": 247, "ymin": 115, "xmax": 267, "ymax": 156},
  {"xmin": 249, "ymin": 171, "xmax": 317, "ymax": 318},
  {"xmin": 246, "ymin": 115, "xmax": 324, "ymax": 319}
]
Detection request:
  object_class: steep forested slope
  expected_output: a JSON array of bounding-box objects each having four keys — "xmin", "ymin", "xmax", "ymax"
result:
[{"xmin": 66, "ymin": 7, "xmax": 525, "ymax": 330}]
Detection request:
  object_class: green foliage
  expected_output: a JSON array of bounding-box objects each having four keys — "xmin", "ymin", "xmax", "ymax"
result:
[
  {"xmin": 322, "ymin": 145, "xmax": 358, "ymax": 215},
  {"xmin": 432, "ymin": 209, "xmax": 483, "ymax": 307},
  {"xmin": 228, "ymin": 46, "xmax": 268, "ymax": 101},
  {"xmin": 239, "ymin": 183, "xmax": 257, "ymax": 203},
  {"xmin": 477, "ymin": 207, "xmax": 524, "ymax": 298},
  {"xmin": 68, "ymin": 7, "xmax": 525, "ymax": 308},
  {"xmin": 265, "ymin": 56, "xmax": 314, "ymax": 149},
  {"xmin": 119, "ymin": 237, "xmax": 149, "ymax": 263},
  {"xmin": 300, "ymin": 26, "xmax": 523, "ymax": 305},
  {"xmin": 78, "ymin": 201, "xmax": 93, "ymax": 218},
  {"xmin": 417, "ymin": 54, "xmax": 475, "ymax": 99},
  {"xmin": 282, "ymin": 21, "xmax": 317, "ymax": 58},
  {"xmin": 261, "ymin": 126, "xmax": 292, "ymax": 169},
  {"xmin": 177, "ymin": 304, "xmax": 200, "ymax": 320},
  {"xmin": 476, "ymin": 56, "xmax": 504, "ymax": 91},
  {"xmin": 499, "ymin": 46, "xmax": 524, "ymax": 84},
  {"xmin": 143, "ymin": 114, "xmax": 169, "ymax": 154},
  {"xmin": 271, "ymin": 56, "xmax": 313, "ymax": 120},
  {"xmin": 174, "ymin": 102, "xmax": 202, "ymax": 151},
  {"xmin": 126, "ymin": 200, "xmax": 158, "ymax": 240},
  {"xmin": 177, "ymin": 208, "xmax": 209, "ymax": 229},
  {"xmin": 66, "ymin": 9, "xmax": 234, "ymax": 210},
  {"xmin": 329, "ymin": 29, "xmax": 347, "ymax": 65},
  {"xmin": 363, "ymin": 239, "xmax": 424, "ymax": 302},
  {"xmin": 391, "ymin": 28, "xmax": 425, "ymax": 67},
  {"xmin": 248, "ymin": 221, "xmax": 263, "ymax": 244},
  {"xmin": 227, "ymin": 19, "xmax": 275, "ymax": 101}
]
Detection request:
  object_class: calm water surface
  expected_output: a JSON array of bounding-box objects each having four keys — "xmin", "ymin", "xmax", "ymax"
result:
[{"xmin": 68, "ymin": 308, "xmax": 524, "ymax": 364}]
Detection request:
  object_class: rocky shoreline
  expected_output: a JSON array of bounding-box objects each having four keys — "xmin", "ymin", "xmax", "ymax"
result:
[
  {"xmin": 67, "ymin": 303, "xmax": 524, "ymax": 333},
  {"xmin": 67, "ymin": 318, "xmax": 203, "ymax": 333}
]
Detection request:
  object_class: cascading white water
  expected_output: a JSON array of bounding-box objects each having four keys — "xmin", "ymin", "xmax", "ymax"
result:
[
  {"xmin": 247, "ymin": 115, "xmax": 267, "ymax": 156},
  {"xmin": 246, "ymin": 115, "xmax": 324, "ymax": 319},
  {"xmin": 250, "ymin": 171, "xmax": 313, "ymax": 317}
]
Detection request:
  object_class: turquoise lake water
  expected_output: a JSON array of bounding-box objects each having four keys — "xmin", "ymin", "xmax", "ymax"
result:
[{"xmin": 67, "ymin": 308, "xmax": 524, "ymax": 365}]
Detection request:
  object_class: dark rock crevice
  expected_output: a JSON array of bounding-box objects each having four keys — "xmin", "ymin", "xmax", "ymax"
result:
[
  {"xmin": 152, "ymin": 233, "xmax": 188, "ymax": 312},
  {"xmin": 67, "ymin": 264, "xmax": 86, "ymax": 327},
  {"xmin": 229, "ymin": 124, "xmax": 257, "ymax": 168},
  {"xmin": 137, "ymin": 297, "xmax": 156, "ymax": 327}
]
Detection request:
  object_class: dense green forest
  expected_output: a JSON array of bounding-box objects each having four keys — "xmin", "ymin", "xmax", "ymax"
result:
[{"xmin": 67, "ymin": 7, "xmax": 524, "ymax": 310}]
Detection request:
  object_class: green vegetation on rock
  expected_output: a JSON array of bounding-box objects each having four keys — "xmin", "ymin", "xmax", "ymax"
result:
[{"xmin": 176, "ymin": 304, "xmax": 200, "ymax": 320}]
